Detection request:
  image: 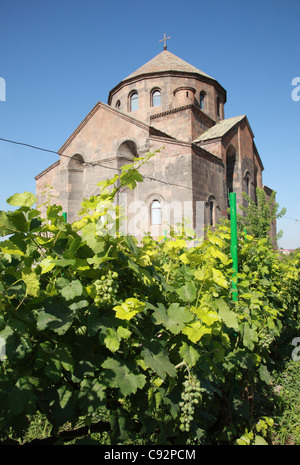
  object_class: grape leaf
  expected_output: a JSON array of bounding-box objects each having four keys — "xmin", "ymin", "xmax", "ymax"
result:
[
  {"xmin": 0, "ymin": 239, "xmax": 25, "ymax": 256},
  {"xmin": 141, "ymin": 341, "xmax": 176, "ymax": 380},
  {"xmin": 21, "ymin": 269, "xmax": 40, "ymax": 297},
  {"xmin": 176, "ymin": 281, "xmax": 197, "ymax": 303},
  {"xmin": 212, "ymin": 268, "xmax": 228, "ymax": 289},
  {"xmin": 179, "ymin": 341, "xmax": 200, "ymax": 367},
  {"xmin": 6, "ymin": 192, "xmax": 37, "ymax": 208},
  {"xmin": 152, "ymin": 303, "xmax": 192, "ymax": 334},
  {"xmin": 99, "ymin": 327, "xmax": 121, "ymax": 353},
  {"xmin": 243, "ymin": 322, "xmax": 256, "ymax": 350},
  {"xmin": 259, "ymin": 364, "xmax": 272, "ymax": 384},
  {"xmin": 7, "ymin": 378, "xmax": 37, "ymax": 416},
  {"xmin": 182, "ymin": 321, "xmax": 211, "ymax": 343},
  {"xmin": 37, "ymin": 299, "xmax": 74, "ymax": 335},
  {"xmin": 78, "ymin": 378, "xmax": 106, "ymax": 415},
  {"xmin": 102, "ymin": 357, "xmax": 146, "ymax": 396},
  {"xmin": 0, "ymin": 210, "xmax": 28, "ymax": 236},
  {"xmin": 113, "ymin": 298, "xmax": 145, "ymax": 320},
  {"xmin": 57, "ymin": 279, "xmax": 83, "ymax": 301},
  {"xmin": 217, "ymin": 299, "xmax": 239, "ymax": 330},
  {"xmin": 39, "ymin": 256, "xmax": 56, "ymax": 274}
]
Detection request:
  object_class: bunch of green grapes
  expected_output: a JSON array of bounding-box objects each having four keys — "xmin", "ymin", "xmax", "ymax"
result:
[
  {"xmin": 259, "ymin": 329, "xmax": 274, "ymax": 349},
  {"xmin": 179, "ymin": 373, "xmax": 202, "ymax": 432},
  {"xmin": 93, "ymin": 271, "xmax": 119, "ymax": 307}
]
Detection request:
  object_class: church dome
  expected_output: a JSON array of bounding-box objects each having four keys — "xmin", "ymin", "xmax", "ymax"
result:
[
  {"xmin": 107, "ymin": 49, "xmax": 226, "ymax": 124},
  {"xmin": 121, "ymin": 49, "xmax": 215, "ymax": 82}
]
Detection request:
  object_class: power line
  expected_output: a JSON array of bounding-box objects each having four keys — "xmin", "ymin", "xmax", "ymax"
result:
[
  {"xmin": 284, "ymin": 215, "xmax": 300, "ymax": 223},
  {"xmin": 0, "ymin": 137, "xmax": 66, "ymax": 157},
  {"xmin": 0, "ymin": 135, "xmax": 193, "ymax": 191},
  {"xmin": 92, "ymin": 160, "xmax": 193, "ymax": 190}
]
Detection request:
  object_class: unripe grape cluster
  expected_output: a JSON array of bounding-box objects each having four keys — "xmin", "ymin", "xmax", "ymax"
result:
[
  {"xmin": 179, "ymin": 374, "xmax": 202, "ymax": 432},
  {"xmin": 94, "ymin": 271, "xmax": 119, "ymax": 307},
  {"xmin": 260, "ymin": 330, "xmax": 274, "ymax": 349}
]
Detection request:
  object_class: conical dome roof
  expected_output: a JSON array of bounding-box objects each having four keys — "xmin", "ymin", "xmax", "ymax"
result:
[{"xmin": 122, "ymin": 49, "xmax": 215, "ymax": 82}]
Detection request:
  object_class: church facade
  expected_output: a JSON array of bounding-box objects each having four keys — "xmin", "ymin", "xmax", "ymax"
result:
[{"xmin": 35, "ymin": 47, "xmax": 272, "ymax": 238}]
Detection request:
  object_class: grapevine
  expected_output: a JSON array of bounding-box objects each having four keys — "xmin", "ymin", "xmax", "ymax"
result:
[
  {"xmin": 259, "ymin": 329, "xmax": 275, "ymax": 349},
  {"xmin": 93, "ymin": 271, "xmax": 119, "ymax": 307},
  {"xmin": 179, "ymin": 372, "xmax": 202, "ymax": 432}
]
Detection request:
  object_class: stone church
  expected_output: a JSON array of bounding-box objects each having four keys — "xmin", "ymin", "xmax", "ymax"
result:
[{"xmin": 35, "ymin": 43, "xmax": 273, "ymax": 238}]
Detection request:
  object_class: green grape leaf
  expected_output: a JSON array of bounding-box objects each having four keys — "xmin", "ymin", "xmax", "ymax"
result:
[
  {"xmin": 52, "ymin": 385, "xmax": 78, "ymax": 426},
  {"xmin": 78, "ymin": 378, "xmax": 106, "ymax": 415},
  {"xmin": 7, "ymin": 378, "xmax": 37, "ymax": 416},
  {"xmin": 56, "ymin": 278, "xmax": 83, "ymax": 301},
  {"xmin": 120, "ymin": 168, "xmax": 143, "ymax": 190},
  {"xmin": 0, "ymin": 210, "xmax": 28, "ymax": 236},
  {"xmin": 179, "ymin": 342, "xmax": 200, "ymax": 367},
  {"xmin": 7, "ymin": 192, "xmax": 37, "ymax": 208},
  {"xmin": 212, "ymin": 268, "xmax": 228, "ymax": 288},
  {"xmin": 81, "ymin": 222, "xmax": 106, "ymax": 254},
  {"xmin": 141, "ymin": 341, "xmax": 177, "ymax": 380},
  {"xmin": 182, "ymin": 321, "xmax": 211, "ymax": 343},
  {"xmin": 102, "ymin": 357, "xmax": 146, "ymax": 396},
  {"xmin": 0, "ymin": 239, "xmax": 25, "ymax": 256},
  {"xmin": 191, "ymin": 306, "xmax": 220, "ymax": 326},
  {"xmin": 36, "ymin": 299, "xmax": 74, "ymax": 335},
  {"xmin": 254, "ymin": 435, "xmax": 268, "ymax": 445},
  {"xmin": 152, "ymin": 303, "xmax": 192, "ymax": 334},
  {"xmin": 243, "ymin": 322, "xmax": 257, "ymax": 350},
  {"xmin": 259, "ymin": 364, "xmax": 272, "ymax": 384},
  {"xmin": 176, "ymin": 281, "xmax": 197, "ymax": 303},
  {"xmin": 113, "ymin": 298, "xmax": 145, "ymax": 320},
  {"xmin": 217, "ymin": 299, "xmax": 239, "ymax": 330},
  {"xmin": 99, "ymin": 327, "xmax": 121, "ymax": 353},
  {"xmin": 39, "ymin": 256, "xmax": 56, "ymax": 274},
  {"xmin": 21, "ymin": 269, "xmax": 40, "ymax": 297}
]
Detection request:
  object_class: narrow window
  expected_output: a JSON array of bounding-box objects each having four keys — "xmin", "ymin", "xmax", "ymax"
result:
[
  {"xmin": 151, "ymin": 200, "xmax": 162, "ymax": 225},
  {"xmin": 130, "ymin": 92, "xmax": 138, "ymax": 112},
  {"xmin": 246, "ymin": 176, "xmax": 250, "ymax": 196},
  {"xmin": 152, "ymin": 89, "xmax": 161, "ymax": 107},
  {"xmin": 200, "ymin": 92, "xmax": 205, "ymax": 110},
  {"xmin": 115, "ymin": 100, "xmax": 121, "ymax": 110},
  {"xmin": 209, "ymin": 201, "xmax": 214, "ymax": 226}
]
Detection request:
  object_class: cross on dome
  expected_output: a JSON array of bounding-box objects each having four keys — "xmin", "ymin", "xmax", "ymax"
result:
[{"xmin": 159, "ymin": 33, "xmax": 170, "ymax": 50}]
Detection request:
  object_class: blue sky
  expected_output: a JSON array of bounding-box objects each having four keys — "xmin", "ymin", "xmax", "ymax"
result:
[{"xmin": 0, "ymin": 0, "xmax": 299, "ymax": 248}]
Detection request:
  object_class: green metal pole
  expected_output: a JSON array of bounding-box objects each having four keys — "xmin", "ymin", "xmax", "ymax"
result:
[{"xmin": 229, "ymin": 192, "xmax": 238, "ymax": 301}]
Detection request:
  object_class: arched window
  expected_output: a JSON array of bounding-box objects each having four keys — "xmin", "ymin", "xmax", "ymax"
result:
[
  {"xmin": 67, "ymin": 154, "xmax": 84, "ymax": 223},
  {"xmin": 151, "ymin": 200, "xmax": 162, "ymax": 225},
  {"xmin": 246, "ymin": 175, "xmax": 250, "ymax": 196},
  {"xmin": 200, "ymin": 92, "xmax": 205, "ymax": 110},
  {"xmin": 209, "ymin": 201, "xmax": 214, "ymax": 226},
  {"xmin": 226, "ymin": 146, "xmax": 236, "ymax": 196},
  {"xmin": 115, "ymin": 100, "xmax": 121, "ymax": 110},
  {"xmin": 151, "ymin": 89, "xmax": 161, "ymax": 107},
  {"xmin": 129, "ymin": 92, "xmax": 138, "ymax": 112},
  {"xmin": 117, "ymin": 140, "xmax": 138, "ymax": 170},
  {"xmin": 206, "ymin": 195, "xmax": 216, "ymax": 227}
]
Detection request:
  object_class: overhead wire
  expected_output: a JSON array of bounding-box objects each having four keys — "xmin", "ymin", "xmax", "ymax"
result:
[
  {"xmin": 283, "ymin": 216, "xmax": 300, "ymax": 223},
  {"xmin": 0, "ymin": 135, "xmax": 193, "ymax": 191}
]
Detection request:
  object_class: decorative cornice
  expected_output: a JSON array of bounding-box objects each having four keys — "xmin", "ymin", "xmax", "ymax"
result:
[
  {"xmin": 149, "ymin": 134, "xmax": 191, "ymax": 148},
  {"xmin": 150, "ymin": 104, "xmax": 193, "ymax": 120},
  {"xmin": 150, "ymin": 103, "xmax": 216, "ymax": 127}
]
